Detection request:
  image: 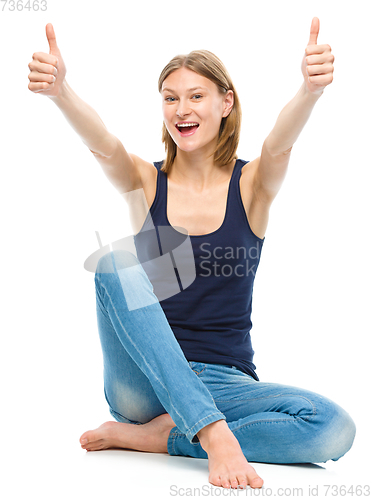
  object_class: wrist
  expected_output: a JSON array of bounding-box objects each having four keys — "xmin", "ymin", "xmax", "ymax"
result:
[
  {"xmin": 48, "ymin": 79, "xmax": 70, "ymax": 104},
  {"xmin": 302, "ymin": 80, "xmax": 324, "ymax": 101}
]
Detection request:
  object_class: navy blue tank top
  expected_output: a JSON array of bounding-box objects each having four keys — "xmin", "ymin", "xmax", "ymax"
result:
[{"xmin": 133, "ymin": 159, "xmax": 265, "ymax": 380}]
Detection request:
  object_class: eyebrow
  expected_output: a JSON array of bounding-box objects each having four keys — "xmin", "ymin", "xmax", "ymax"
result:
[{"xmin": 161, "ymin": 86, "xmax": 209, "ymax": 93}]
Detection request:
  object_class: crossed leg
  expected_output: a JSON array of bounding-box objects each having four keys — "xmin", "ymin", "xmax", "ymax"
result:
[{"xmin": 79, "ymin": 250, "xmax": 263, "ymax": 489}]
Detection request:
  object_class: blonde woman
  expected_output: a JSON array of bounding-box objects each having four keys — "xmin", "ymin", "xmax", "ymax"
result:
[{"xmin": 28, "ymin": 18, "xmax": 355, "ymax": 490}]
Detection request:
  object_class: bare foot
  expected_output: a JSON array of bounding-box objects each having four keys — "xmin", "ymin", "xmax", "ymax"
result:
[
  {"xmin": 197, "ymin": 420, "xmax": 264, "ymax": 490},
  {"xmin": 79, "ymin": 413, "xmax": 176, "ymax": 453}
]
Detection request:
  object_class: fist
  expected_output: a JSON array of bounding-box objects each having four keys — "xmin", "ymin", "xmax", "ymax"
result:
[
  {"xmin": 28, "ymin": 23, "xmax": 67, "ymax": 97},
  {"xmin": 301, "ymin": 17, "xmax": 335, "ymax": 95}
]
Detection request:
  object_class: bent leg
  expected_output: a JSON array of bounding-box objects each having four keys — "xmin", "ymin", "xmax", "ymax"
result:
[
  {"xmin": 96, "ymin": 283, "xmax": 167, "ymax": 424},
  {"xmin": 94, "ymin": 250, "xmax": 225, "ymax": 443},
  {"xmin": 167, "ymin": 363, "xmax": 356, "ymax": 463}
]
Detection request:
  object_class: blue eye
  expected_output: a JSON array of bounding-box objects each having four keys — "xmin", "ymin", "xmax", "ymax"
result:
[{"xmin": 164, "ymin": 95, "xmax": 202, "ymax": 102}]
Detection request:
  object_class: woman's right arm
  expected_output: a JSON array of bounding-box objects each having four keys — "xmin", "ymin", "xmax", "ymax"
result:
[{"xmin": 28, "ymin": 23, "xmax": 142, "ymax": 194}]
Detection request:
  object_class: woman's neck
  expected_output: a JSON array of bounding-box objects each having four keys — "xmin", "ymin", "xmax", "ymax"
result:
[{"xmin": 170, "ymin": 149, "xmax": 233, "ymax": 193}]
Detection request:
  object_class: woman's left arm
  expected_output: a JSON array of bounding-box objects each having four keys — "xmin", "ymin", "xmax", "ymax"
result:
[{"xmin": 253, "ymin": 17, "xmax": 335, "ymax": 200}]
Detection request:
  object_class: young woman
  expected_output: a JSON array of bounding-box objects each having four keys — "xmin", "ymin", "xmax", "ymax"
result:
[{"xmin": 28, "ymin": 18, "xmax": 356, "ymax": 490}]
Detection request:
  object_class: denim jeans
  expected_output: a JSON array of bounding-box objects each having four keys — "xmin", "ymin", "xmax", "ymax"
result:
[{"xmin": 94, "ymin": 249, "xmax": 356, "ymax": 463}]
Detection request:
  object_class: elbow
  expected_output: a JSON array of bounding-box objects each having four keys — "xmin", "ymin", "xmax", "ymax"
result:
[
  {"xmin": 87, "ymin": 134, "xmax": 118, "ymax": 158},
  {"xmin": 281, "ymin": 146, "xmax": 293, "ymax": 156},
  {"xmin": 264, "ymin": 139, "xmax": 293, "ymax": 157},
  {"xmin": 89, "ymin": 148, "xmax": 109, "ymax": 158},
  {"xmin": 89, "ymin": 148, "xmax": 102, "ymax": 157}
]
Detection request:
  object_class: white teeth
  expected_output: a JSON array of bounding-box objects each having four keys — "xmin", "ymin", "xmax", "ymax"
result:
[{"xmin": 177, "ymin": 122, "xmax": 199, "ymax": 128}]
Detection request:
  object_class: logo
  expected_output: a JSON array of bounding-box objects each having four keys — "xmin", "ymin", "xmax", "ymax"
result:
[{"xmin": 83, "ymin": 190, "xmax": 196, "ymax": 311}]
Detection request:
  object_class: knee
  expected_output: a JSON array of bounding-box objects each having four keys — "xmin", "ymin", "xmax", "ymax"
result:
[
  {"xmin": 96, "ymin": 250, "xmax": 157, "ymax": 311},
  {"xmin": 313, "ymin": 400, "xmax": 356, "ymax": 463},
  {"xmin": 96, "ymin": 250, "xmax": 139, "ymax": 276}
]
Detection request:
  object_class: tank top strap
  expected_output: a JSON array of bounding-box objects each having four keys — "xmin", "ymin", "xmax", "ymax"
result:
[
  {"xmin": 150, "ymin": 159, "xmax": 248, "ymax": 230},
  {"xmin": 222, "ymin": 158, "xmax": 246, "ymax": 224},
  {"xmin": 153, "ymin": 160, "xmax": 164, "ymax": 171},
  {"xmin": 149, "ymin": 160, "xmax": 167, "ymax": 225},
  {"xmin": 230, "ymin": 158, "xmax": 245, "ymax": 188}
]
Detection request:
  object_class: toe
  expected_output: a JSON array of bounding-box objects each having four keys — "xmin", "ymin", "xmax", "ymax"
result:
[
  {"xmin": 209, "ymin": 474, "xmax": 221, "ymax": 488},
  {"xmin": 220, "ymin": 476, "xmax": 231, "ymax": 489},
  {"xmin": 79, "ymin": 431, "xmax": 92, "ymax": 445},
  {"xmin": 230, "ymin": 478, "xmax": 239, "ymax": 489},
  {"xmin": 249, "ymin": 475, "xmax": 264, "ymax": 489},
  {"xmin": 236, "ymin": 476, "xmax": 248, "ymax": 490},
  {"xmin": 80, "ymin": 431, "xmax": 101, "ymax": 449},
  {"xmin": 246, "ymin": 464, "xmax": 264, "ymax": 489}
]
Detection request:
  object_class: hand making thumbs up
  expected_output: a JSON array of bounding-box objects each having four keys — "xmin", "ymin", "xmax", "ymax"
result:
[
  {"xmin": 301, "ymin": 17, "xmax": 335, "ymax": 95},
  {"xmin": 28, "ymin": 23, "xmax": 67, "ymax": 97}
]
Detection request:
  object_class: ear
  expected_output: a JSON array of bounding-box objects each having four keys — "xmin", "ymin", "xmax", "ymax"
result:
[{"xmin": 222, "ymin": 90, "xmax": 234, "ymax": 118}]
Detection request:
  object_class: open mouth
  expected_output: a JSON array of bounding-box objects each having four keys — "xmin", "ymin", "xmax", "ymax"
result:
[{"xmin": 176, "ymin": 123, "xmax": 200, "ymax": 135}]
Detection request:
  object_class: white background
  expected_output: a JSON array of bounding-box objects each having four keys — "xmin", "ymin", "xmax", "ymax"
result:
[{"xmin": 1, "ymin": 0, "xmax": 370, "ymax": 498}]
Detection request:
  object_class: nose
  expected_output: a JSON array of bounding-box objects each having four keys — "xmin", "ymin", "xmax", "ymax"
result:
[{"xmin": 176, "ymin": 98, "xmax": 191, "ymax": 118}]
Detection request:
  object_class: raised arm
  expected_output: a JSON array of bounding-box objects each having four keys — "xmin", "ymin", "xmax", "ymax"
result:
[
  {"xmin": 28, "ymin": 23, "xmax": 142, "ymax": 194},
  {"xmin": 251, "ymin": 17, "xmax": 335, "ymax": 203}
]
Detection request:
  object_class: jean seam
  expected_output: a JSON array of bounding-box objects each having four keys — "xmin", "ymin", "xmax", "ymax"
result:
[
  {"xmin": 213, "ymin": 394, "xmax": 317, "ymax": 418},
  {"xmin": 192, "ymin": 365, "xmax": 207, "ymax": 375},
  {"xmin": 170, "ymin": 412, "xmax": 225, "ymax": 451},
  {"xmin": 169, "ymin": 414, "xmax": 320, "ymax": 455},
  {"xmin": 230, "ymin": 414, "xmax": 321, "ymax": 437},
  {"xmin": 171, "ymin": 431, "xmax": 177, "ymax": 454},
  {"xmin": 186, "ymin": 412, "xmax": 225, "ymax": 441},
  {"xmin": 96, "ymin": 275, "xmax": 191, "ymax": 434}
]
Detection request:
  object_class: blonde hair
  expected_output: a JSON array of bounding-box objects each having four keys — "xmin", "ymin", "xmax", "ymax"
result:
[{"xmin": 158, "ymin": 50, "xmax": 242, "ymax": 174}]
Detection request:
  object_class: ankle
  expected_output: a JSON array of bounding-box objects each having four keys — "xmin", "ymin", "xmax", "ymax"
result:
[{"xmin": 197, "ymin": 419, "xmax": 228, "ymax": 448}]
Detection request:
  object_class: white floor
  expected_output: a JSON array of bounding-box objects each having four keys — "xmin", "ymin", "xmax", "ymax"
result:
[{"xmin": 5, "ymin": 419, "xmax": 369, "ymax": 500}]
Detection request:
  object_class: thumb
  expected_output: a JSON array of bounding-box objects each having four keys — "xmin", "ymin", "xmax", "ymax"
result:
[
  {"xmin": 308, "ymin": 17, "xmax": 319, "ymax": 45},
  {"xmin": 46, "ymin": 23, "xmax": 60, "ymax": 56}
]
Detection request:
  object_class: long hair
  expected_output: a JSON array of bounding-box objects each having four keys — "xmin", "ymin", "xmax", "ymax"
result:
[{"xmin": 158, "ymin": 50, "xmax": 242, "ymax": 175}]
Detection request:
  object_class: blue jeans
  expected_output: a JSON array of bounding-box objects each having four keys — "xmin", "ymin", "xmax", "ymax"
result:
[{"xmin": 94, "ymin": 250, "xmax": 356, "ymax": 463}]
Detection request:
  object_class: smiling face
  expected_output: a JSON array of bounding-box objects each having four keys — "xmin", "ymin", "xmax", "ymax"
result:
[{"xmin": 161, "ymin": 67, "xmax": 234, "ymax": 154}]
